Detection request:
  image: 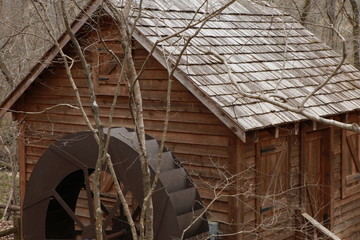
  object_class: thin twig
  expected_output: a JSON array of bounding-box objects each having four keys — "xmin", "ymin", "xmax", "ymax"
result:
[
  {"xmin": 3, "ymin": 104, "xmax": 79, "ymax": 115},
  {"xmin": 299, "ymin": 28, "xmax": 346, "ymax": 109}
]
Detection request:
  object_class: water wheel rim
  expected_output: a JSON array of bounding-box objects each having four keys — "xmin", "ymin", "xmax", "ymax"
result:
[{"xmin": 22, "ymin": 127, "xmax": 208, "ymax": 240}]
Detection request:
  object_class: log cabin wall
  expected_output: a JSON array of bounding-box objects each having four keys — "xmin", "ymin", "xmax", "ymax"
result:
[
  {"xmin": 332, "ymin": 113, "xmax": 360, "ymax": 239},
  {"xmin": 235, "ymin": 118, "xmax": 359, "ymax": 240},
  {"xmin": 12, "ymin": 18, "xmax": 235, "ymax": 236},
  {"xmin": 288, "ymin": 114, "xmax": 360, "ymax": 240}
]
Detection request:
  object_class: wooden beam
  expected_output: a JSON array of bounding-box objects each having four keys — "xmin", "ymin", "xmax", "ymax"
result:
[
  {"xmin": 322, "ymin": 128, "xmax": 332, "ymax": 229},
  {"xmin": 294, "ymin": 122, "xmax": 300, "ymax": 135},
  {"xmin": 0, "ymin": 203, "xmax": 20, "ymax": 211},
  {"xmin": 312, "ymin": 121, "xmax": 317, "ymax": 130},
  {"xmin": 0, "ymin": 0, "xmax": 103, "ymax": 118},
  {"xmin": 17, "ymin": 121, "xmax": 26, "ymax": 218},
  {"xmin": 301, "ymin": 213, "xmax": 341, "ymax": 240},
  {"xmin": 347, "ymin": 135, "xmax": 360, "ymax": 171},
  {"xmin": 228, "ymin": 134, "xmax": 245, "ymax": 240},
  {"xmin": 328, "ymin": 127, "xmax": 335, "ymax": 231},
  {"xmin": 268, "ymin": 126, "xmax": 279, "ymax": 138},
  {"xmin": 299, "ymin": 125, "xmax": 306, "ymax": 207},
  {"xmin": 302, "ymin": 120, "xmax": 329, "ymax": 132},
  {"xmin": 247, "ymin": 131, "xmax": 258, "ymax": 143},
  {"xmin": 236, "ymin": 139, "xmax": 245, "ymax": 240},
  {"xmin": 341, "ymin": 129, "xmax": 348, "ymax": 199},
  {"xmin": 255, "ymin": 141, "xmax": 261, "ymax": 225}
]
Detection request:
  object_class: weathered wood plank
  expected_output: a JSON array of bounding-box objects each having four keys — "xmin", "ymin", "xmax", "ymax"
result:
[{"xmin": 302, "ymin": 212, "xmax": 341, "ymax": 240}]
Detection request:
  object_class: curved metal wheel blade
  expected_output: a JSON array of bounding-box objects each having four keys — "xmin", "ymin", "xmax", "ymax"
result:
[{"xmin": 23, "ymin": 127, "xmax": 208, "ymax": 240}]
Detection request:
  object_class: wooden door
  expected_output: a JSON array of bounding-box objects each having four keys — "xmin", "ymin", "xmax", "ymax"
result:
[
  {"xmin": 341, "ymin": 129, "xmax": 360, "ymax": 197},
  {"xmin": 304, "ymin": 130, "xmax": 330, "ymax": 225},
  {"xmin": 258, "ymin": 137, "xmax": 289, "ymax": 222}
]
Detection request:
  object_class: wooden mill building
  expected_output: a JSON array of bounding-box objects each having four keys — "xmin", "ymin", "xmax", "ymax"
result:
[{"xmin": 1, "ymin": 0, "xmax": 360, "ymax": 239}]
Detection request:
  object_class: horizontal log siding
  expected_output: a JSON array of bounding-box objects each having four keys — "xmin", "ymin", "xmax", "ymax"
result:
[
  {"xmin": 16, "ymin": 37, "xmax": 233, "ymax": 226},
  {"xmin": 332, "ymin": 113, "xmax": 360, "ymax": 239}
]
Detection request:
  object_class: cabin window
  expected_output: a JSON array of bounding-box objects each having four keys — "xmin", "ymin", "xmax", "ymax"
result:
[
  {"xmin": 342, "ymin": 129, "xmax": 360, "ymax": 197},
  {"xmin": 257, "ymin": 137, "xmax": 289, "ymax": 222}
]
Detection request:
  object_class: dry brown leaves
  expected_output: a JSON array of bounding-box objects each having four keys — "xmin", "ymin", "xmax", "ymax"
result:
[{"xmin": 0, "ymin": 220, "xmax": 14, "ymax": 239}]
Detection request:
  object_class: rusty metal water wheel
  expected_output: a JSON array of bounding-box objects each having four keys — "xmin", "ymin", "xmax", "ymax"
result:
[{"xmin": 23, "ymin": 127, "xmax": 208, "ymax": 240}]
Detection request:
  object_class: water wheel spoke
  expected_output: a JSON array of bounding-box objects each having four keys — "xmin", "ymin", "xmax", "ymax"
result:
[
  {"xmin": 106, "ymin": 229, "xmax": 127, "ymax": 239},
  {"xmin": 52, "ymin": 190, "xmax": 84, "ymax": 230},
  {"xmin": 100, "ymin": 201, "xmax": 110, "ymax": 215},
  {"xmin": 83, "ymin": 169, "xmax": 95, "ymax": 224},
  {"xmin": 132, "ymin": 205, "xmax": 141, "ymax": 220},
  {"xmin": 103, "ymin": 197, "xmax": 121, "ymax": 230},
  {"xmin": 22, "ymin": 128, "xmax": 208, "ymax": 240}
]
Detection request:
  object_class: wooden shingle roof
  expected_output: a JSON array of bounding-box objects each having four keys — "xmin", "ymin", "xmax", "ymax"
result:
[
  {"xmin": 132, "ymin": 0, "xmax": 360, "ymax": 133},
  {"xmin": 1, "ymin": 0, "xmax": 359, "ymax": 141}
]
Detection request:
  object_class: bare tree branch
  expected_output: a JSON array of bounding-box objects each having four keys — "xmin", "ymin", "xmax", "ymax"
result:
[
  {"xmin": 203, "ymin": 48, "xmax": 360, "ymax": 133},
  {"xmin": 299, "ymin": 28, "xmax": 346, "ymax": 109}
]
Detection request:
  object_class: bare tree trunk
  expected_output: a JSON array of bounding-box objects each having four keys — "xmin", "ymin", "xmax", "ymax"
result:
[
  {"xmin": 0, "ymin": 56, "xmax": 13, "ymax": 88},
  {"xmin": 349, "ymin": 0, "xmax": 360, "ymax": 69},
  {"xmin": 300, "ymin": 0, "xmax": 311, "ymax": 24},
  {"xmin": 325, "ymin": 0, "xmax": 337, "ymax": 47}
]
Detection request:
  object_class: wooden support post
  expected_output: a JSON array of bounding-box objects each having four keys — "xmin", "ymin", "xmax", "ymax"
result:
[
  {"xmin": 13, "ymin": 216, "xmax": 21, "ymax": 240},
  {"xmin": 255, "ymin": 141, "xmax": 261, "ymax": 226},
  {"xmin": 17, "ymin": 121, "xmax": 25, "ymax": 221},
  {"xmin": 327, "ymin": 127, "xmax": 334, "ymax": 230},
  {"xmin": 229, "ymin": 135, "xmax": 244, "ymax": 240},
  {"xmin": 253, "ymin": 131, "xmax": 258, "ymax": 143},
  {"xmin": 268, "ymin": 127, "xmax": 279, "ymax": 138},
  {"xmin": 294, "ymin": 122, "xmax": 300, "ymax": 135},
  {"xmin": 236, "ymin": 138, "xmax": 244, "ymax": 240},
  {"xmin": 300, "ymin": 126, "xmax": 306, "ymax": 207},
  {"xmin": 312, "ymin": 121, "xmax": 317, "ymax": 131}
]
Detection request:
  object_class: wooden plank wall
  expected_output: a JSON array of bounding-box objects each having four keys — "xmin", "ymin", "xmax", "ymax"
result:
[
  {"xmin": 236, "ymin": 130, "xmax": 301, "ymax": 240},
  {"xmin": 332, "ymin": 113, "xmax": 360, "ymax": 239},
  {"xmin": 13, "ymin": 21, "xmax": 234, "ymax": 232}
]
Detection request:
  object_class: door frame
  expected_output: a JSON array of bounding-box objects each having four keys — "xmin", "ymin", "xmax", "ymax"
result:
[{"xmin": 300, "ymin": 127, "xmax": 332, "ymax": 227}]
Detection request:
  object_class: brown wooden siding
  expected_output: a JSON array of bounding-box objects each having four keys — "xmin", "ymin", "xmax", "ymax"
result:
[
  {"xmin": 332, "ymin": 113, "xmax": 360, "ymax": 239},
  {"xmin": 14, "ymin": 29, "xmax": 233, "ymax": 227},
  {"xmin": 11, "ymin": 16, "xmax": 360, "ymax": 240}
]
